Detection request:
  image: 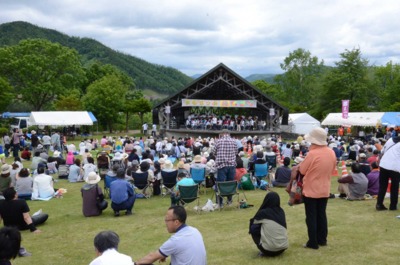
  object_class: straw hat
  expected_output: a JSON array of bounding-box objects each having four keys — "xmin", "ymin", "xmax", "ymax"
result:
[
  {"xmin": 31, "ymin": 130, "xmax": 36, "ymax": 134},
  {"xmin": 164, "ymin": 160, "xmax": 174, "ymax": 169},
  {"xmin": 194, "ymin": 155, "xmax": 202, "ymax": 163},
  {"xmin": 53, "ymin": 150, "xmax": 61, "ymax": 157},
  {"xmin": 177, "ymin": 161, "xmax": 185, "ymax": 169},
  {"xmin": 113, "ymin": 152, "xmax": 122, "ymax": 160},
  {"xmin": 202, "ymin": 152, "xmax": 209, "ymax": 158},
  {"xmin": 158, "ymin": 158, "xmax": 166, "ymax": 164},
  {"xmin": 305, "ymin": 127, "xmax": 328, "ymax": 146},
  {"xmin": 294, "ymin": 156, "xmax": 305, "ymax": 164},
  {"xmin": 1, "ymin": 164, "xmax": 11, "ymax": 175},
  {"xmin": 85, "ymin": 172, "xmax": 101, "ymax": 185}
]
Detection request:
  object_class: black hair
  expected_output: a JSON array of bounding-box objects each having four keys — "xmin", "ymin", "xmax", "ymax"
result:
[
  {"xmin": 0, "ymin": 227, "xmax": 21, "ymax": 260},
  {"xmin": 351, "ymin": 162, "xmax": 361, "ymax": 173},
  {"xmin": 256, "ymin": 151, "xmax": 264, "ymax": 159},
  {"xmin": 168, "ymin": 205, "xmax": 187, "ymax": 224},
  {"xmin": 371, "ymin": 161, "xmax": 379, "ymax": 169},
  {"xmin": 3, "ymin": 187, "xmax": 16, "ymax": 201},
  {"xmin": 87, "ymin": 157, "xmax": 94, "ymax": 164},
  {"xmin": 283, "ymin": 157, "xmax": 291, "ymax": 166},
  {"xmin": 74, "ymin": 158, "xmax": 81, "ymax": 166},
  {"xmin": 94, "ymin": 231, "xmax": 120, "ymax": 253}
]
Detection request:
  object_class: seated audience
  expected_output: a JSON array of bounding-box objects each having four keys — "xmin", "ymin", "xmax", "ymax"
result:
[
  {"xmin": 0, "ymin": 227, "xmax": 21, "ymax": 262},
  {"xmin": 0, "ymin": 164, "xmax": 12, "ymax": 194},
  {"xmin": 235, "ymin": 155, "xmax": 247, "ymax": 181},
  {"xmin": 89, "ymin": 231, "xmax": 133, "ymax": 265},
  {"xmin": 30, "ymin": 152, "xmax": 46, "ymax": 171},
  {"xmin": 337, "ymin": 162, "xmax": 368, "ymax": 200},
  {"xmin": 68, "ymin": 158, "xmax": 83, "ymax": 183},
  {"xmin": 15, "ymin": 168, "xmax": 33, "ymax": 199},
  {"xmin": 249, "ymin": 191, "xmax": 288, "ymax": 257},
  {"xmin": 171, "ymin": 172, "xmax": 196, "ymax": 206},
  {"xmin": 81, "ymin": 172, "xmax": 106, "ymax": 217},
  {"xmin": 20, "ymin": 147, "xmax": 31, "ymax": 161},
  {"xmin": 272, "ymin": 157, "xmax": 292, "ymax": 187},
  {"xmin": 110, "ymin": 168, "xmax": 135, "ymax": 217},
  {"xmin": 66, "ymin": 151, "xmax": 75, "ymax": 166},
  {"xmin": 32, "ymin": 166, "xmax": 55, "ymax": 200},
  {"xmin": 366, "ymin": 162, "xmax": 380, "ymax": 196},
  {"xmin": 83, "ymin": 157, "xmax": 98, "ymax": 181}
]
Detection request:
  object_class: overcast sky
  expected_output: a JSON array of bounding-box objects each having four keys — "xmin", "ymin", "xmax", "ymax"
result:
[{"xmin": 1, "ymin": 0, "xmax": 399, "ymax": 77}]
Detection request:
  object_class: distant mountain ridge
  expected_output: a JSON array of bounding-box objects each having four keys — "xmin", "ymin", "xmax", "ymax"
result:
[
  {"xmin": 245, "ymin": 73, "xmax": 276, "ymax": 83},
  {"xmin": 0, "ymin": 21, "xmax": 193, "ymax": 95}
]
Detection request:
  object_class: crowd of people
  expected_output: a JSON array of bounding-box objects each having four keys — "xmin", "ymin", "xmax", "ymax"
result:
[
  {"xmin": 185, "ymin": 114, "xmax": 269, "ymax": 131},
  {"xmin": 0, "ymin": 124, "xmax": 399, "ymax": 263}
]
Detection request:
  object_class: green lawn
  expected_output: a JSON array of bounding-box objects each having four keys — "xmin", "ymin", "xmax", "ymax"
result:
[{"xmin": 4, "ymin": 148, "xmax": 399, "ymax": 265}]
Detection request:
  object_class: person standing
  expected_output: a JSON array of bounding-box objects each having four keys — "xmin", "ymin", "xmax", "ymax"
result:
[
  {"xmin": 299, "ymin": 127, "xmax": 336, "ymax": 249},
  {"xmin": 11, "ymin": 129, "xmax": 23, "ymax": 158},
  {"xmin": 142, "ymin": 123, "xmax": 148, "ymax": 136},
  {"xmin": 151, "ymin": 124, "xmax": 157, "ymax": 137},
  {"xmin": 89, "ymin": 231, "xmax": 133, "ymax": 265},
  {"xmin": 30, "ymin": 130, "xmax": 40, "ymax": 155},
  {"xmin": 135, "ymin": 206, "xmax": 206, "ymax": 265},
  {"xmin": 2, "ymin": 133, "xmax": 11, "ymax": 158},
  {"xmin": 51, "ymin": 131, "xmax": 61, "ymax": 151},
  {"xmin": 214, "ymin": 129, "xmax": 237, "ymax": 207},
  {"xmin": 376, "ymin": 136, "xmax": 400, "ymax": 211}
]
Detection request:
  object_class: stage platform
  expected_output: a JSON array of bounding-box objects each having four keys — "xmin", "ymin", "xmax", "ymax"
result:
[{"xmin": 161, "ymin": 128, "xmax": 281, "ymax": 139}]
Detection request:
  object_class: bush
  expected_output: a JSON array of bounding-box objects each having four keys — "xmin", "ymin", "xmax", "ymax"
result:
[{"xmin": 0, "ymin": 127, "xmax": 8, "ymax": 136}]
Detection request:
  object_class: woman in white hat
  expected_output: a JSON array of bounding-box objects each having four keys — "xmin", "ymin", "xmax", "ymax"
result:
[
  {"xmin": 81, "ymin": 171, "xmax": 106, "ymax": 217},
  {"xmin": 0, "ymin": 164, "xmax": 12, "ymax": 194},
  {"xmin": 298, "ymin": 127, "xmax": 336, "ymax": 249},
  {"xmin": 162, "ymin": 159, "xmax": 175, "ymax": 172}
]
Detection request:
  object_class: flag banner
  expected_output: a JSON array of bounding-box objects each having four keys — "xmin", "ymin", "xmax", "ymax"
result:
[
  {"xmin": 182, "ymin": 99, "xmax": 257, "ymax": 108},
  {"xmin": 342, "ymin": 100, "xmax": 350, "ymax": 119}
]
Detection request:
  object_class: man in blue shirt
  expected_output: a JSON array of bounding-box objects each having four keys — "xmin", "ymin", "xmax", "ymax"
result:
[
  {"xmin": 110, "ymin": 168, "xmax": 135, "ymax": 216},
  {"xmin": 135, "ymin": 206, "xmax": 206, "ymax": 265}
]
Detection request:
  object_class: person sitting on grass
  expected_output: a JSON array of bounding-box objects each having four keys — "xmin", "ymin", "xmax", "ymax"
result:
[
  {"xmin": 82, "ymin": 157, "xmax": 98, "ymax": 181},
  {"xmin": 110, "ymin": 168, "xmax": 135, "ymax": 217},
  {"xmin": 15, "ymin": 168, "xmax": 33, "ymax": 199},
  {"xmin": 30, "ymin": 152, "xmax": 46, "ymax": 171},
  {"xmin": 31, "ymin": 166, "xmax": 55, "ymax": 200},
  {"xmin": 337, "ymin": 162, "xmax": 368, "ymax": 200},
  {"xmin": 68, "ymin": 158, "xmax": 83, "ymax": 183},
  {"xmin": 249, "ymin": 191, "xmax": 288, "ymax": 257},
  {"xmin": 20, "ymin": 147, "xmax": 31, "ymax": 161},
  {"xmin": 272, "ymin": 157, "xmax": 292, "ymax": 187},
  {"xmin": 366, "ymin": 162, "xmax": 380, "ymax": 196},
  {"xmin": 135, "ymin": 206, "xmax": 206, "ymax": 265},
  {"xmin": 89, "ymin": 230, "xmax": 133, "ymax": 265},
  {"xmin": 170, "ymin": 172, "xmax": 196, "ymax": 207},
  {"xmin": 0, "ymin": 226, "xmax": 22, "ymax": 262},
  {"xmin": 0, "ymin": 164, "xmax": 12, "ymax": 196}
]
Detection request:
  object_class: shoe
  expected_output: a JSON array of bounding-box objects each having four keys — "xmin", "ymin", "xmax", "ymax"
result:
[
  {"xmin": 114, "ymin": 211, "xmax": 120, "ymax": 217},
  {"xmin": 227, "ymin": 200, "xmax": 233, "ymax": 205},
  {"xmin": 126, "ymin": 210, "xmax": 132, "ymax": 215},
  {"xmin": 376, "ymin": 205, "xmax": 388, "ymax": 211},
  {"xmin": 318, "ymin": 242, "xmax": 328, "ymax": 247},
  {"xmin": 303, "ymin": 244, "xmax": 319, "ymax": 249},
  {"xmin": 19, "ymin": 248, "xmax": 32, "ymax": 257},
  {"xmin": 339, "ymin": 193, "xmax": 347, "ymax": 199},
  {"xmin": 389, "ymin": 206, "xmax": 398, "ymax": 211},
  {"xmin": 329, "ymin": 193, "xmax": 335, "ymax": 199}
]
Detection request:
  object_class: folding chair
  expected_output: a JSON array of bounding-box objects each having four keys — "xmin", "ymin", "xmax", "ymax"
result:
[
  {"xmin": 132, "ymin": 172, "xmax": 152, "ymax": 198},
  {"xmin": 254, "ymin": 163, "xmax": 269, "ymax": 188},
  {"xmin": 178, "ymin": 184, "xmax": 200, "ymax": 213},
  {"xmin": 215, "ymin": 180, "xmax": 240, "ymax": 210},
  {"xmin": 265, "ymin": 155, "xmax": 277, "ymax": 169},
  {"xmin": 104, "ymin": 174, "xmax": 117, "ymax": 198},
  {"xmin": 190, "ymin": 167, "xmax": 206, "ymax": 194},
  {"xmin": 161, "ymin": 170, "xmax": 178, "ymax": 197}
]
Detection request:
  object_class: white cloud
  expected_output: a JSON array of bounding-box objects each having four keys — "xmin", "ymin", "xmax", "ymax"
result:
[{"xmin": 1, "ymin": 0, "xmax": 400, "ymax": 77}]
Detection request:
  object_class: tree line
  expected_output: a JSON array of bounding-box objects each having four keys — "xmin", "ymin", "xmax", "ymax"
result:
[{"xmin": 252, "ymin": 48, "xmax": 400, "ymax": 120}]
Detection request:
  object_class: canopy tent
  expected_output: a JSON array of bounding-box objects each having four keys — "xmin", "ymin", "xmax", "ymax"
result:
[
  {"xmin": 380, "ymin": 112, "xmax": 400, "ymax": 127},
  {"xmin": 321, "ymin": 112, "xmax": 384, "ymax": 127},
  {"xmin": 1, "ymin": 112, "xmax": 31, "ymax": 118},
  {"xmin": 28, "ymin": 111, "xmax": 94, "ymax": 126},
  {"xmin": 287, "ymin": 113, "xmax": 321, "ymax": 134}
]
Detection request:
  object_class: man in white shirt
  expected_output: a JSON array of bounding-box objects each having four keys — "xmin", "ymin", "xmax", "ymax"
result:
[
  {"xmin": 89, "ymin": 231, "xmax": 133, "ymax": 265},
  {"xmin": 142, "ymin": 123, "xmax": 148, "ymax": 136}
]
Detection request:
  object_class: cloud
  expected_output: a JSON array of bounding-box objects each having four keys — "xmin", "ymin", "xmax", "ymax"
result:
[{"xmin": 1, "ymin": 0, "xmax": 400, "ymax": 77}]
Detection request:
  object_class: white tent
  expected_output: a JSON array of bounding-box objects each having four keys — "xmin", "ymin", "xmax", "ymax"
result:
[
  {"xmin": 28, "ymin": 111, "xmax": 94, "ymax": 126},
  {"xmin": 321, "ymin": 112, "xmax": 384, "ymax": 127},
  {"xmin": 287, "ymin": 113, "xmax": 321, "ymax": 134}
]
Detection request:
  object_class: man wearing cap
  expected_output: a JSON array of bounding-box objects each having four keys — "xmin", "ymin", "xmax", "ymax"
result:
[
  {"xmin": 214, "ymin": 129, "xmax": 237, "ymax": 207},
  {"xmin": 110, "ymin": 168, "xmax": 135, "ymax": 216},
  {"xmin": 299, "ymin": 127, "xmax": 336, "ymax": 249},
  {"xmin": 135, "ymin": 206, "xmax": 206, "ymax": 265},
  {"xmin": 30, "ymin": 130, "xmax": 40, "ymax": 154}
]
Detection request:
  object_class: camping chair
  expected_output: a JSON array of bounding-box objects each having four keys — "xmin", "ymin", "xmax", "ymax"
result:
[
  {"xmin": 214, "ymin": 180, "xmax": 240, "ymax": 211},
  {"xmin": 161, "ymin": 170, "xmax": 178, "ymax": 197},
  {"xmin": 104, "ymin": 174, "xmax": 117, "ymax": 198},
  {"xmin": 265, "ymin": 155, "xmax": 277, "ymax": 169},
  {"xmin": 178, "ymin": 184, "xmax": 200, "ymax": 213},
  {"xmin": 132, "ymin": 171, "xmax": 152, "ymax": 198},
  {"xmin": 190, "ymin": 167, "xmax": 206, "ymax": 194}
]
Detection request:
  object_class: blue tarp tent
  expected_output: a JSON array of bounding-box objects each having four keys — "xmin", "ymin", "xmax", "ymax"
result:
[
  {"xmin": 1, "ymin": 112, "xmax": 31, "ymax": 118},
  {"xmin": 381, "ymin": 112, "xmax": 400, "ymax": 126},
  {"xmin": 88, "ymin": 112, "xmax": 97, "ymax": 122}
]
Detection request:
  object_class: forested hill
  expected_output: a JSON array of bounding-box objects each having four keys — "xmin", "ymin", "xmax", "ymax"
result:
[{"xmin": 0, "ymin": 21, "xmax": 193, "ymax": 94}]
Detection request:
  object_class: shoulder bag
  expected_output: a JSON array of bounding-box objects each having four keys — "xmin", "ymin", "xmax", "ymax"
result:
[{"xmin": 286, "ymin": 171, "xmax": 304, "ymax": 206}]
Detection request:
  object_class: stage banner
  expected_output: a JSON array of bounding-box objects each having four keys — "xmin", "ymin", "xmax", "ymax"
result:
[
  {"xmin": 342, "ymin": 100, "xmax": 350, "ymax": 119},
  {"xmin": 182, "ymin": 99, "xmax": 257, "ymax": 108}
]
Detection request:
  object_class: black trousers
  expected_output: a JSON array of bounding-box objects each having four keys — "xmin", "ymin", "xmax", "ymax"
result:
[
  {"xmin": 303, "ymin": 196, "xmax": 328, "ymax": 249},
  {"xmin": 377, "ymin": 167, "xmax": 400, "ymax": 209}
]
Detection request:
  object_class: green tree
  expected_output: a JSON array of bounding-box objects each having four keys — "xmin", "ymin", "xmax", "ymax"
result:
[
  {"xmin": 0, "ymin": 39, "xmax": 86, "ymax": 110},
  {"xmin": 0, "ymin": 77, "xmax": 14, "ymax": 112},
  {"xmin": 124, "ymin": 89, "xmax": 144, "ymax": 133},
  {"xmin": 53, "ymin": 89, "xmax": 83, "ymax": 111},
  {"xmin": 274, "ymin": 48, "xmax": 324, "ymax": 111},
  {"xmin": 317, "ymin": 48, "xmax": 372, "ymax": 118},
  {"xmin": 373, "ymin": 61, "xmax": 400, "ymax": 111},
  {"xmin": 83, "ymin": 74, "xmax": 128, "ymax": 132},
  {"xmin": 251, "ymin": 80, "xmax": 282, "ymax": 102},
  {"xmin": 131, "ymin": 97, "xmax": 152, "ymax": 132}
]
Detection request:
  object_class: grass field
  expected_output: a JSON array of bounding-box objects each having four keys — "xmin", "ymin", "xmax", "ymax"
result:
[{"xmin": 4, "ymin": 144, "xmax": 400, "ymax": 265}]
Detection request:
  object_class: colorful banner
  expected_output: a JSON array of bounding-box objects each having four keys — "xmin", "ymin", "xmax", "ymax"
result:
[
  {"xmin": 342, "ymin": 100, "xmax": 350, "ymax": 119},
  {"xmin": 181, "ymin": 99, "xmax": 257, "ymax": 108}
]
